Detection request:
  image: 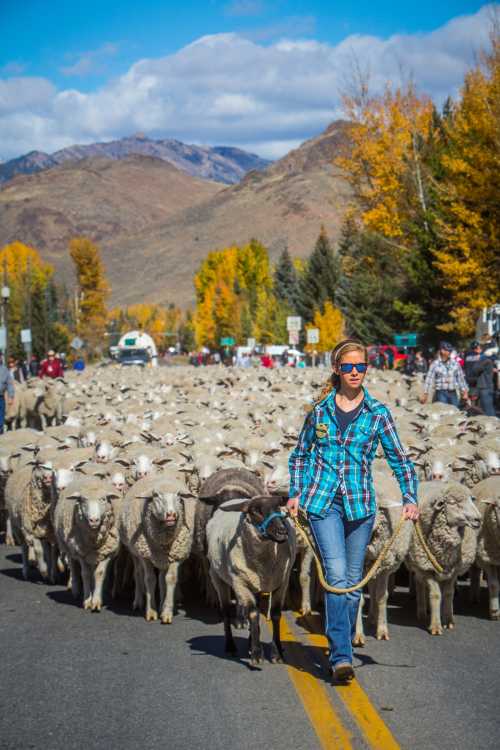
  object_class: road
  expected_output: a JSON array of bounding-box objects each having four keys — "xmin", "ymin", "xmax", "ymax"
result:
[{"xmin": 0, "ymin": 545, "xmax": 499, "ymax": 750}]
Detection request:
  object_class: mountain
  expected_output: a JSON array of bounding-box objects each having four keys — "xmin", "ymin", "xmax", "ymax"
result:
[
  {"xmin": 0, "ymin": 120, "xmax": 352, "ymax": 307},
  {"xmin": 0, "ymin": 155, "xmax": 223, "ymax": 281},
  {"xmin": 0, "ymin": 135, "xmax": 271, "ymax": 186}
]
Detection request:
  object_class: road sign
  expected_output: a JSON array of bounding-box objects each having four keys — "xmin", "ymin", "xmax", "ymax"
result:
[
  {"xmin": 286, "ymin": 316, "xmax": 302, "ymax": 332},
  {"xmin": 394, "ymin": 333, "xmax": 418, "ymax": 348},
  {"xmin": 307, "ymin": 328, "xmax": 320, "ymax": 345},
  {"xmin": 288, "ymin": 331, "xmax": 299, "ymax": 345},
  {"xmin": 70, "ymin": 337, "xmax": 84, "ymax": 350},
  {"xmin": 0, "ymin": 327, "xmax": 5, "ymax": 350},
  {"xmin": 21, "ymin": 329, "xmax": 32, "ymax": 344},
  {"xmin": 247, "ymin": 338, "xmax": 256, "ymax": 349},
  {"xmin": 220, "ymin": 337, "xmax": 235, "ymax": 346}
]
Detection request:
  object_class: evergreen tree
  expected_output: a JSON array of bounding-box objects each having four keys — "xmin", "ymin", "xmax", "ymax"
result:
[
  {"xmin": 274, "ymin": 246, "xmax": 299, "ymax": 310},
  {"xmin": 297, "ymin": 228, "xmax": 340, "ymax": 323}
]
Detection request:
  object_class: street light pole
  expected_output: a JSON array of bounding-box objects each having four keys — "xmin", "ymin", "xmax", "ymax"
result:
[{"xmin": 1, "ymin": 258, "xmax": 10, "ymax": 361}]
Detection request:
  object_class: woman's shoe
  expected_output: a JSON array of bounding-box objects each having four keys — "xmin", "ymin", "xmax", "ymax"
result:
[{"xmin": 332, "ymin": 662, "xmax": 354, "ymax": 683}]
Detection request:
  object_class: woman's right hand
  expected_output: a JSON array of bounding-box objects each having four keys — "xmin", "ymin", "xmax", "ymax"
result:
[{"xmin": 287, "ymin": 497, "xmax": 300, "ymax": 517}]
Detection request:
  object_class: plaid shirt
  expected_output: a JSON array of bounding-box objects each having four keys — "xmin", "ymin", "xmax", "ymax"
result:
[
  {"xmin": 424, "ymin": 357, "xmax": 467, "ymax": 394},
  {"xmin": 288, "ymin": 388, "xmax": 418, "ymax": 520}
]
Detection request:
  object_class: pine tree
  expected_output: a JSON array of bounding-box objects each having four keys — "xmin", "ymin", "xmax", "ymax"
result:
[
  {"xmin": 274, "ymin": 246, "xmax": 299, "ymax": 310},
  {"xmin": 297, "ymin": 228, "xmax": 340, "ymax": 323}
]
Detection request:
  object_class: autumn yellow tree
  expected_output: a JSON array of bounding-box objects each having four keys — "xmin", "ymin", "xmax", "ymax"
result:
[
  {"xmin": 305, "ymin": 302, "xmax": 345, "ymax": 353},
  {"xmin": 109, "ymin": 303, "xmax": 182, "ymax": 349},
  {"xmin": 432, "ymin": 28, "xmax": 500, "ymax": 336},
  {"xmin": 69, "ymin": 237, "xmax": 110, "ymax": 351}
]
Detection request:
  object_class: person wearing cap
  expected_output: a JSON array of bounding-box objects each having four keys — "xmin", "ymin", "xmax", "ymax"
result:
[
  {"xmin": 464, "ymin": 341, "xmax": 496, "ymax": 417},
  {"xmin": 0, "ymin": 357, "xmax": 15, "ymax": 433},
  {"xmin": 420, "ymin": 341, "xmax": 468, "ymax": 407},
  {"xmin": 39, "ymin": 350, "xmax": 64, "ymax": 379}
]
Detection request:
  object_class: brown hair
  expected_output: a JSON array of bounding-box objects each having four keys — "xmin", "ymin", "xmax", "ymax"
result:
[{"xmin": 314, "ymin": 338, "xmax": 368, "ymax": 404}]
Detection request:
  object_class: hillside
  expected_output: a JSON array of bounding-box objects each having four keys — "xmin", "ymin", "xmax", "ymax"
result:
[
  {"xmin": 0, "ymin": 156, "xmax": 223, "ymax": 280},
  {"xmin": 102, "ymin": 120, "xmax": 352, "ymax": 306},
  {"xmin": 0, "ymin": 120, "xmax": 352, "ymax": 307},
  {"xmin": 0, "ymin": 134, "xmax": 271, "ymax": 186}
]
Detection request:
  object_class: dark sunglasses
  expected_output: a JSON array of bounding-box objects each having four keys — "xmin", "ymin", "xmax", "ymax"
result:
[{"xmin": 339, "ymin": 363, "xmax": 368, "ymax": 374}]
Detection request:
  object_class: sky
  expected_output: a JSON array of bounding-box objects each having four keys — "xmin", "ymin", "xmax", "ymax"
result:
[{"xmin": 0, "ymin": 1, "xmax": 496, "ymax": 160}]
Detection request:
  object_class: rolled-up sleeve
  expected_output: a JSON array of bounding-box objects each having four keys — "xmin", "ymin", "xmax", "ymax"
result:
[
  {"xmin": 6, "ymin": 372, "xmax": 14, "ymax": 399},
  {"xmin": 288, "ymin": 410, "xmax": 316, "ymax": 498},
  {"xmin": 378, "ymin": 410, "xmax": 418, "ymax": 505}
]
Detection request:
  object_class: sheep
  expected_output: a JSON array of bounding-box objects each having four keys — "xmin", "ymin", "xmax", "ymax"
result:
[
  {"xmin": 53, "ymin": 478, "xmax": 122, "ymax": 610},
  {"xmin": 470, "ymin": 477, "xmax": 500, "ymax": 619},
  {"xmin": 406, "ymin": 481, "xmax": 481, "ymax": 635},
  {"xmin": 206, "ymin": 495, "xmax": 296, "ymax": 665},
  {"xmin": 25, "ymin": 380, "xmax": 64, "ymax": 429},
  {"xmin": 353, "ymin": 471, "xmax": 413, "ymax": 644},
  {"xmin": 4, "ymin": 459, "xmax": 57, "ymax": 581},
  {"xmin": 118, "ymin": 476, "xmax": 197, "ymax": 623}
]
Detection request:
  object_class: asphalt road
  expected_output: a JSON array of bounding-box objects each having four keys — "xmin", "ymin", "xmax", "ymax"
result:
[{"xmin": 0, "ymin": 545, "xmax": 499, "ymax": 750}]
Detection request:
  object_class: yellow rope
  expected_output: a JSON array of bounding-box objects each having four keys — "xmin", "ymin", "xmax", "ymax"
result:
[{"xmin": 290, "ymin": 508, "xmax": 443, "ymax": 595}]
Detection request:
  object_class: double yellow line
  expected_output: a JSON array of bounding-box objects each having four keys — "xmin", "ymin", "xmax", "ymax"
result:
[{"xmin": 281, "ymin": 612, "xmax": 401, "ymax": 750}]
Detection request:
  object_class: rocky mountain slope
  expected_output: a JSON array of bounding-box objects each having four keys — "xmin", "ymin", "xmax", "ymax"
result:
[
  {"xmin": 0, "ymin": 120, "xmax": 352, "ymax": 307},
  {"xmin": 0, "ymin": 134, "xmax": 271, "ymax": 186}
]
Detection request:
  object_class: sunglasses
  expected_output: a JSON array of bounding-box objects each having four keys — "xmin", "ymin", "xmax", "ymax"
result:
[{"xmin": 339, "ymin": 363, "xmax": 368, "ymax": 374}]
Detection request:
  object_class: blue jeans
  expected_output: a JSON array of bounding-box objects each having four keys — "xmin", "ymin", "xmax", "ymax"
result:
[
  {"xmin": 478, "ymin": 389, "xmax": 496, "ymax": 417},
  {"xmin": 309, "ymin": 497, "xmax": 374, "ymax": 667},
  {"xmin": 0, "ymin": 395, "xmax": 4, "ymax": 434},
  {"xmin": 435, "ymin": 389, "xmax": 459, "ymax": 407}
]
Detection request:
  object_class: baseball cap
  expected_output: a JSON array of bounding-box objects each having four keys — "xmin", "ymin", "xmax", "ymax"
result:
[
  {"xmin": 470, "ymin": 340, "xmax": 481, "ymax": 348},
  {"xmin": 439, "ymin": 341, "xmax": 453, "ymax": 352}
]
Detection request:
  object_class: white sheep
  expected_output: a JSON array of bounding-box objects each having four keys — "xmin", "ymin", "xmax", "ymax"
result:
[{"xmin": 470, "ymin": 476, "xmax": 500, "ymax": 619}]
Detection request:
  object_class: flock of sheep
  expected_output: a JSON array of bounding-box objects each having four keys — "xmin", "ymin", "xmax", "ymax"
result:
[{"xmin": 0, "ymin": 365, "xmax": 499, "ymax": 664}]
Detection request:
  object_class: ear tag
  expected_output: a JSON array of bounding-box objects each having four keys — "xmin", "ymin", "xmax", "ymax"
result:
[{"xmin": 316, "ymin": 423, "xmax": 329, "ymax": 439}]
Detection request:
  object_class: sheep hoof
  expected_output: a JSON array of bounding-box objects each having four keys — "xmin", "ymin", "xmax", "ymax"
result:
[
  {"xmin": 300, "ymin": 606, "xmax": 312, "ymax": 616},
  {"xmin": 161, "ymin": 612, "xmax": 173, "ymax": 624},
  {"xmin": 444, "ymin": 622, "xmax": 454, "ymax": 630},
  {"xmin": 83, "ymin": 598, "xmax": 93, "ymax": 611},
  {"xmin": 270, "ymin": 654, "xmax": 283, "ymax": 664},
  {"xmin": 57, "ymin": 559, "xmax": 65, "ymax": 574},
  {"xmin": 145, "ymin": 609, "xmax": 158, "ymax": 622},
  {"xmin": 430, "ymin": 625, "xmax": 443, "ymax": 636},
  {"xmin": 91, "ymin": 599, "xmax": 102, "ymax": 612},
  {"xmin": 5, "ymin": 534, "xmax": 15, "ymax": 547},
  {"xmin": 250, "ymin": 649, "xmax": 264, "ymax": 666},
  {"xmin": 352, "ymin": 635, "xmax": 365, "ymax": 647},
  {"xmin": 489, "ymin": 610, "xmax": 500, "ymax": 621},
  {"xmin": 377, "ymin": 630, "xmax": 390, "ymax": 641}
]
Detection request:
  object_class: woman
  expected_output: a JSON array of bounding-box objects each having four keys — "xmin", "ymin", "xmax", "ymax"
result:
[{"xmin": 287, "ymin": 339, "xmax": 419, "ymax": 683}]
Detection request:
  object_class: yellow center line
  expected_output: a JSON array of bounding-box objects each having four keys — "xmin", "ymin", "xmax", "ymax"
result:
[
  {"xmin": 276, "ymin": 616, "xmax": 354, "ymax": 749},
  {"xmin": 292, "ymin": 613, "xmax": 401, "ymax": 750}
]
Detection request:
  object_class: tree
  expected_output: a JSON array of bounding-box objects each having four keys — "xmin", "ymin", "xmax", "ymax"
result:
[
  {"xmin": 274, "ymin": 246, "xmax": 299, "ymax": 310},
  {"xmin": 432, "ymin": 28, "xmax": 500, "ymax": 336},
  {"xmin": 69, "ymin": 237, "xmax": 110, "ymax": 353},
  {"xmin": 297, "ymin": 228, "xmax": 340, "ymax": 323},
  {"xmin": 306, "ymin": 302, "xmax": 345, "ymax": 353}
]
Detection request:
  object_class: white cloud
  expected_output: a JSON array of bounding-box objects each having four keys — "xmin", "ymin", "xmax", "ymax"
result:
[
  {"xmin": 60, "ymin": 42, "xmax": 119, "ymax": 77},
  {"xmin": 0, "ymin": 5, "xmax": 496, "ymax": 161}
]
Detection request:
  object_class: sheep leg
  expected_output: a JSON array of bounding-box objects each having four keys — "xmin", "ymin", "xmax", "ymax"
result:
[
  {"xmin": 80, "ymin": 560, "xmax": 93, "ymax": 610},
  {"xmin": 299, "ymin": 548, "xmax": 314, "ymax": 616},
  {"xmin": 33, "ymin": 538, "xmax": 49, "ymax": 580},
  {"xmin": 416, "ymin": 577, "xmax": 427, "ymax": 622},
  {"xmin": 270, "ymin": 604, "xmax": 284, "ymax": 663},
  {"xmin": 442, "ymin": 577, "xmax": 456, "ymax": 630},
  {"xmin": 142, "ymin": 559, "xmax": 158, "ymax": 621},
  {"xmin": 210, "ymin": 571, "xmax": 237, "ymax": 656},
  {"xmin": 47, "ymin": 542, "xmax": 58, "ymax": 584},
  {"xmin": 160, "ymin": 561, "xmax": 179, "ymax": 624},
  {"xmin": 485, "ymin": 565, "xmax": 500, "ymax": 620},
  {"xmin": 21, "ymin": 542, "xmax": 31, "ymax": 581},
  {"xmin": 367, "ymin": 579, "xmax": 377, "ymax": 625},
  {"xmin": 5, "ymin": 516, "xmax": 15, "ymax": 546},
  {"xmin": 376, "ymin": 572, "xmax": 390, "ymax": 641},
  {"xmin": 92, "ymin": 557, "xmax": 112, "ymax": 611},
  {"xmin": 69, "ymin": 558, "xmax": 81, "ymax": 599},
  {"xmin": 427, "ymin": 577, "xmax": 443, "ymax": 635},
  {"xmin": 248, "ymin": 605, "xmax": 263, "ymax": 666},
  {"xmin": 352, "ymin": 591, "xmax": 365, "ymax": 647},
  {"xmin": 132, "ymin": 557, "xmax": 145, "ymax": 611},
  {"xmin": 469, "ymin": 565, "xmax": 481, "ymax": 604}
]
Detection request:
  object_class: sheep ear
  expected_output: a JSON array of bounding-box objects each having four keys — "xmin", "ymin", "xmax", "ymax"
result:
[
  {"xmin": 219, "ymin": 498, "xmax": 252, "ymax": 513},
  {"xmin": 106, "ymin": 491, "xmax": 121, "ymax": 501},
  {"xmin": 114, "ymin": 458, "xmax": 130, "ymax": 467},
  {"xmin": 66, "ymin": 492, "xmax": 81, "ymax": 500}
]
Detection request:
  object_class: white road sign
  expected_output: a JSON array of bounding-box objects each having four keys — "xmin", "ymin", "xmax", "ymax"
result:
[
  {"xmin": 247, "ymin": 338, "xmax": 256, "ymax": 349},
  {"xmin": 288, "ymin": 330, "xmax": 299, "ymax": 345},
  {"xmin": 70, "ymin": 337, "xmax": 84, "ymax": 350},
  {"xmin": 21, "ymin": 329, "xmax": 32, "ymax": 344},
  {"xmin": 286, "ymin": 316, "xmax": 302, "ymax": 332},
  {"xmin": 306, "ymin": 328, "xmax": 320, "ymax": 344}
]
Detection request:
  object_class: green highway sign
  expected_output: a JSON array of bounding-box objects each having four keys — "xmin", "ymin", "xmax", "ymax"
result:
[
  {"xmin": 220, "ymin": 337, "xmax": 235, "ymax": 346},
  {"xmin": 394, "ymin": 333, "xmax": 418, "ymax": 347}
]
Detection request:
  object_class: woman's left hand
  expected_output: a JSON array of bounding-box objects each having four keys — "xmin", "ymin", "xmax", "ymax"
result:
[{"xmin": 403, "ymin": 503, "xmax": 419, "ymax": 521}]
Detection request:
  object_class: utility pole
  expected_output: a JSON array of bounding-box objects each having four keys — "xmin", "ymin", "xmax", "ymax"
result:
[{"xmin": 26, "ymin": 255, "xmax": 32, "ymax": 362}]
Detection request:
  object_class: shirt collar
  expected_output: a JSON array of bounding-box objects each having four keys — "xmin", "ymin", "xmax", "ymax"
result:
[{"xmin": 319, "ymin": 386, "xmax": 378, "ymax": 413}]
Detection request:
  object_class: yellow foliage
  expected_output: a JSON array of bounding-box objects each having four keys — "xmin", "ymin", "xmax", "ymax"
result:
[
  {"xmin": 337, "ymin": 84, "xmax": 433, "ymax": 239},
  {"xmin": 109, "ymin": 303, "xmax": 182, "ymax": 348},
  {"xmin": 305, "ymin": 302, "xmax": 345, "ymax": 353},
  {"xmin": 433, "ymin": 31, "xmax": 500, "ymax": 336},
  {"xmin": 69, "ymin": 237, "xmax": 110, "ymax": 347}
]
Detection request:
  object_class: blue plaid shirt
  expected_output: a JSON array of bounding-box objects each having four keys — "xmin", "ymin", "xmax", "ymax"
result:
[{"xmin": 288, "ymin": 388, "xmax": 418, "ymax": 520}]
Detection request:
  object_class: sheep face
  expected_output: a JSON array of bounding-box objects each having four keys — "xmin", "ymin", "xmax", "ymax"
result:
[
  {"xmin": 477, "ymin": 450, "xmax": 500, "ymax": 480},
  {"xmin": 56, "ymin": 468, "xmax": 75, "ymax": 491},
  {"xmin": 149, "ymin": 491, "xmax": 180, "ymax": 527},
  {"xmin": 263, "ymin": 464, "xmax": 289, "ymax": 495},
  {"xmin": 32, "ymin": 462, "xmax": 56, "ymax": 490},
  {"xmin": 71, "ymin": 491, "xmax": 117, "ymax": 530},
  {"xmin": 95, "ymin": 441, "xmax": 117, "ymax": 463},
  {"xmin": 424, "ymin": 455, "xmax": 453, "ymax": 482},
  {"xmin": 434, "ymin": 488, "xmax": 481, "ymax": 531},
  {"xmin": 111, "ymin": 471, "xmax": 126, "ymax": 493},
  {"xmin": 229, "ymin": 495, "xmax": 289, "ymax": 543},
  {"xmin": 132, "ymin": 455, "xmax": 154, "ymax": 480}
]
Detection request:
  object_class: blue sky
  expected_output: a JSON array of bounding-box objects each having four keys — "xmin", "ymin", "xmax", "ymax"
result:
[{"xmin": 0, "ymin": 1, "xmax": 496, "ymax": 159}]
